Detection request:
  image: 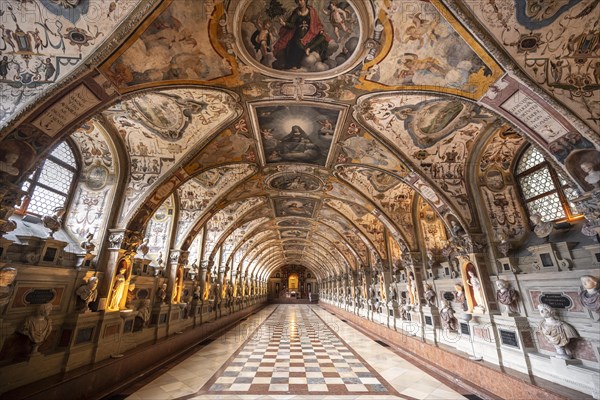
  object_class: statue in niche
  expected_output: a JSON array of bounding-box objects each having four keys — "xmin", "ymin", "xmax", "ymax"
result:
[
  {"xmin": 579, "ymin": 275, "xmax": 600, "ymax": 318},
  {"xmin": 466, "ymin": 270, "xmax": 485, "ymax": 311},
  {"xmin": 496, "ymin": 279, "xmax": 519, "ymax": 313},
  {"xmin": 424, "ymin": 283, "xmax": 436, "ymax": 307},
  {"xmin": 126, "ymin": 283, "xmax": 137, "ymax": 309},
  {"xmin": 156, "ymin": 282, "xmax": 167, "ymax": 304},
  {"xmin": 538, "ymin": 304, "xmax": 579, "ymax": 359},
  {"xmin": 75, "ymin": 276, "xmax": 98, "ymax": 313},
  {"xmin": 454, "ymin": 283, "xmax": 467, "ymax": 311},
  {"xmin": 19, "ymin": 303, "xmax": 53, "ymax": 354},
  {"xmin": 407, "ymin": 272, "xmax": 418, "ymax": 305},
  {"xmin": 440, "ymin": 299, "xmax": 458, "ymax": 331},
  {"xmin": 107, "ymin": 266, "xmax": 127, "ymax": 310}
]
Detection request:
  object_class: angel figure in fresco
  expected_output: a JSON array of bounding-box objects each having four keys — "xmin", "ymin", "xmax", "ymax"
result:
[
  {"xmin": 317, "ymin": 118, "xmax": 335, "ymax": 136},
  {"xmin": 251, "ymin": 17, "xmax": 276, "ymax": 63},
  {"xmin": 322, "ymin": 2, "xmax": 350, "ymax": 40}
]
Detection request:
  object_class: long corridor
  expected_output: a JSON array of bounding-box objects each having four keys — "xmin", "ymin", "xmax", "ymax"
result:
[{"xmin": 124, "ymin": 305, "xmax": 471, "ymax": 399}]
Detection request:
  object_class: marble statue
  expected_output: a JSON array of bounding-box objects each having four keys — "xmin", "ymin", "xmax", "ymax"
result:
[
  {"xmin": 19, "ymin": 303, "xmax": 53, "ymax": 353},
  {"xmin": 530, "ymin": 213, "xmax": 553, "ymax": 239},
  {"xmin": 75, "ymin": 276, "xmax": 98, "ymax": 312},
  {"xmin": 424, "ymin": 283, "xmax": 436, "ymax": 306},
  {"xmin": 538, "ymin": 303, "xmax": 579, "ymax": 359},
  {"xmin": 108, "ymin": 267, "xmax": 127, "ymax": 310},
  {"xmin": 579, "ymin": 275, "xmax": 600, "ymax": 317},
  {"xmin": 138, "ymin": 237, "xmax": 149, "ymax": 259},
  {"xmin": 156, "ymin": 283, "xmax": 167, "ymax": 304},
  {"xmin": 440, "ymin": 299, "xmax": 458, "ymax": 331},
  {"xmin": 495, "ymin": 279, "xmax": 518, "ymax": 313},
  {"xmin": 467, "ymin": 270, "xmax": 485, "ymax": 311},
  {"xmin": 409, "ymin": 274, "xmax": 418, "ymax": 305}
]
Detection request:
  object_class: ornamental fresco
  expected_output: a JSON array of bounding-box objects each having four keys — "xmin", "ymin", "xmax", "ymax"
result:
[
  {"xmin": 0, "ymin": 0, "xmax": 140, "ymax": 126},
  {"xmin": 175, "ymin": 164, "xmax": 257, "ymax": 246},
  {"xmin": 66, "ymin": 120, "xmax": 117, "ymax": 242},
  {"xmin": 356, "ymin": 93, "xmax": 496, "ymax": 225},
  {"xmin": 103, "ymin": 88, "xmax": 240, "ymax": 223},
  {"xmin": 464, "ymin": 0, "xmax": 600, "ymax": 131},
  {"xmin": 370, "ymin": 0, "xmax": 501, "ymax": 96},
  {"xmin": 102, "ymin": 0, "xmax": 231, "ymax": 89}
]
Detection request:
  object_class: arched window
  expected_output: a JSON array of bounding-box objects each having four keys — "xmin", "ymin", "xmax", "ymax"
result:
[
  {"xmin": 16, "ymin": 141, "xmax": 78, "ymax": 217},
  {"xmin": 516, "ymin": 145, "xmax": 581, "ymax": 222}
]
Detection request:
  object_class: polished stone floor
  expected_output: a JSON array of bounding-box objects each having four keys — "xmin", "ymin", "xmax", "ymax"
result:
[{"xmin": 125, "ymin": 305, "xmax": 469, "ymax": 399}]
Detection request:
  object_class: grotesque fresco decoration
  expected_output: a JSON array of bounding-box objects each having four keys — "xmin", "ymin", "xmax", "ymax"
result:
[
  {"xmin": 65, "ymin": 121, "xmax": 117, "ymax": 242},
  {"xmin": 254, "ymin": 103, "xmax": 342, "ymax": 166},
  {"xmin": 204, "ymin": 197, "xmax": 266, "ymax": 257},
  {"xmin": 337, "ymin": 122, "xmax": 410, "ymax": 176},
  {"xmin": 145, "ymin": 195, "xmax": 175, "ymax": 259},
  {"xmin": 273, "ymin": 197, "xmax": 318, "ymax": 218},
  {"xmin": 464, "ymin": 0, "xmax": 600, "ymax": 130},
  {"xmin": 175, "ymin": 164, "xmax": 257, "ymax": 245},
  {"xmin": 371, "ymin": 0, "xmax": 499, "ymax": 96},
  {"xmin": 419, "ymin": 201, "xmax": 447, "ymax": 251},
  {"xmin": 478, "ymin": 128, "xmax": 529, "ymax": 242},
  {"xmin": 325, "ymin": 199, "xmax": 386, "ymax": 258},
  {"xmin": 357, "ymin": 93, "xmax": 495, "ymax": 225},
  {"xmin": 238, "ymin": 0, "xmax": 361, "ymax": 74},
  {"xmin": 0, "ymin": 0, "xmax": 139, "ymax": 125},
  {"xmin": 103, "ymin": 0, "xmax": 231, "ymax": 89},
  {"xmin": 268, "ymin": 172, "xmax": 322, "ymax": 191},
  {"xmin": 336, "ymin": 166, "xmax": 416, "ymax": 249},
  {"xmin": 102, "ymin": 88, "xmax": 239, "ymax": 222}
]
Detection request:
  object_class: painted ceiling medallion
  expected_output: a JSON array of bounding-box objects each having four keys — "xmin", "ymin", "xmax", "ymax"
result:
[
  {"xmin": 267, "ymin": 172, "xmax": 323, "ymax": 192},
  {"xmin": 233, "ymin": 0, "xmax": 370, "ymax": 79}
]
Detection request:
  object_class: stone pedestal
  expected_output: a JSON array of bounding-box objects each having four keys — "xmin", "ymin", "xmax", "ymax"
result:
[
  {"xmin": 62, "ymin": 311, "xmax": 102, "ymax": 372},
  {"xmin": 94, "ymin": 311, "xmax": 125, "ymax": 362},
  {"xmin": 492, "ymin": 314, "xmax": 534, "ymax": 374},
  {"xmin": 422, "ymin": 305, "xmax": 439, "ymax": 343},
  {"xmin": 151, "ymin": 303, "xmax": 171, "ymax": 340},
  {"xmin": 529, "ymin": 353, "xmax": 600, "ymax": 399}
]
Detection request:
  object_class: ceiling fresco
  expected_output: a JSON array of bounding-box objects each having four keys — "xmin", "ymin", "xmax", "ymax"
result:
[
  {"xmin": 0, "ymin": 0, "xmax": 141, "ymax": 126},
  {"xmin": 462, "ymin": 0, "xmax": 600, "ymax": 132},
  {"xmin": 2, "ymin": 0, "xmax": 599, "ymax": 283}
]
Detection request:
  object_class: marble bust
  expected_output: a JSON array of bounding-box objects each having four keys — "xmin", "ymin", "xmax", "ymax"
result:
[
  {"xmin": 423, "ymin": 283, "xmax": 436, "ymax": 306},
  {"xmin": 19, "ymin": 303, "xmax": 53, "ymax": 353},
  {"xmin": 75, "ymin": 276, "xmax": 98, "ymax": 312},
  {"xmin": 579, "ymin": 275, "xmax": 600, "ymax": 316},
  {"xmin": 440, "ymin": 299, "xmax": 458, "ymax": 332},
  {"xmin": 537, "ymin": 304, "xmax": 579, "ymax": 359},
  {"xmin": 495, "ymin": 279, "xmax": 518, "ymax": 313}
]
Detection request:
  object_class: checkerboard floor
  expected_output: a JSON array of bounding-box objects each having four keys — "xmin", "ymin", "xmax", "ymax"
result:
[{"xmin": 203, "ymin": 305, "xmax": 399, "ymax": 395}]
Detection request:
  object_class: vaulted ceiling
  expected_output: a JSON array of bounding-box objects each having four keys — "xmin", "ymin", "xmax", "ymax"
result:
[{"xmin": 1, "ymin": 0, "xmax": 598, "ymax": 282}]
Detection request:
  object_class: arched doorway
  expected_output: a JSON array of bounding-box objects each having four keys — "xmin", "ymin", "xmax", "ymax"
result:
[{"xmin": 288, "ymin": 273, "xmax": 299, "ymax": 291}]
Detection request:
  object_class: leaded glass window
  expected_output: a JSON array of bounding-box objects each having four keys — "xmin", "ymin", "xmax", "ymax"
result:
[
  {"xmin": 16, "ymin": 141, "xmax": 78, "ymax": 217},
  {"xmin": 516, "ymin": 145, "xmax": 581, "ymax": 222}
]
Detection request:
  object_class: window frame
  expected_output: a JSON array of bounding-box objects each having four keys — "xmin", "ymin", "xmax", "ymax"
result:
[
  {"xmin": 14, "ymin": 139, "xmax": 80, "ymax": 218},
  {"xmin": 515, "ymin": 144, "xmax": 582, "ymax": 223}
]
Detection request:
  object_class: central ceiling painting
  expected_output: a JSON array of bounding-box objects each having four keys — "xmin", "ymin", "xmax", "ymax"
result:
[
  {"xmin": 237, "ymin": 0, "xmax": 364, "ymax": 76},
  {"xmin": 253, "ymin": 103, "xmax": 345, "ymax": 166}
]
